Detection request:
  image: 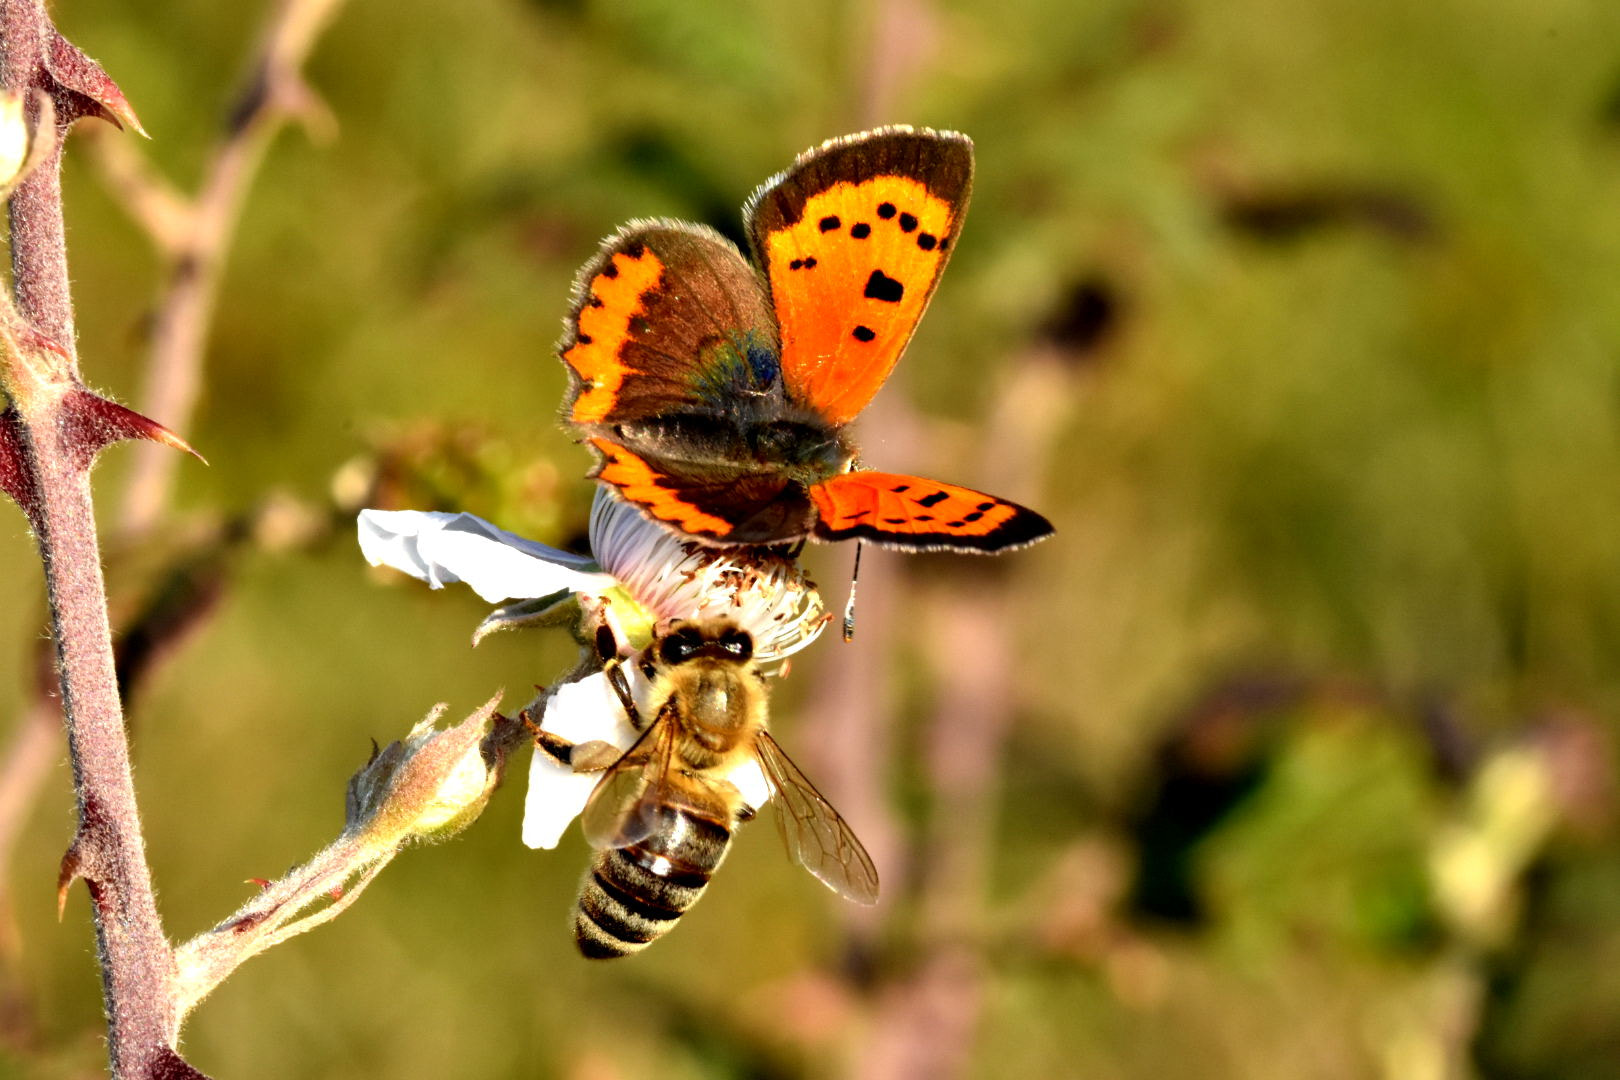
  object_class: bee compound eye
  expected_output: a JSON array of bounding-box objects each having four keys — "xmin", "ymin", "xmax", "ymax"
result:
[
  {"xmin": 719, "ymin": 630, "xmax": 753, "ymax": 662},
  {"xmin": 660, "ymin": 628, "xmax": 699, "ymax": 666}
]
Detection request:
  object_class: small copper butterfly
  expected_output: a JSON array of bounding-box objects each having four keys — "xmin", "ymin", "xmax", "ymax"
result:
[{"xmin": 557, "ymin": 126, "xmax": 1054, "ymax": 553}]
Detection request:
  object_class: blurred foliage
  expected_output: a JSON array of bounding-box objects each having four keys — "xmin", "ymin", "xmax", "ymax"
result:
[{"xmin": 3, "ymin": 0, "xmax": 1620, "ymax": 1076}]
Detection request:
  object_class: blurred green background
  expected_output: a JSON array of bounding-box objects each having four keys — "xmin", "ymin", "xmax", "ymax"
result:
[{"xmin": 4, "ymin": 0, "xmax": 1620, "ymax": 1076}]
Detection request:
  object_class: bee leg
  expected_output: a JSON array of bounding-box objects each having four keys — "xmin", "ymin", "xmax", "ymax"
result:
[
  {"xmin": 594, "ymin": 623, "xmax": 618, "ymax": 665},
  {"xmin": 533, "ymin": 730, "xmax": 622, "ymax": 774},
  {"xmin": 567, "ymin": 740, "xmax": 624, "ymax": 773},
  {"xmin": 601, "ymin": 658, "xmax": 640, "ymax": 725},
  {"xmin": 532, "ymin": 729, "xmax": 578, "ymax": 765},
  {"xmin": 592, "ymin": 621, "xmax": 644, "ymax": 727}
]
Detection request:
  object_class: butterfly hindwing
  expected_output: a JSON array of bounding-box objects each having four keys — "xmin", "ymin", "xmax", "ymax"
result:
[
  {"xmin": 560, "ymin": 221, "xmax": 779, "ymax": 429},
  {"xmin": 744, "ymin": 127, "xmax": 973, "ymax": 427},
  {"xmin": 587, "ymin": 437, "xmax": 818, "ymax": 545},
  {"xmin": 810, "ymin": 471, "xmax": 1054, "ymax": 552}
]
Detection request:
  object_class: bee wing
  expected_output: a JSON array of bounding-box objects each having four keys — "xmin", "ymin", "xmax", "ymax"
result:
[
  {"xmin": 579, "ymin": 708, "xmax": 680, "ymax": 851},
  {"xmin": 755, "ymin": 731, "xmax": 880, "ymax": 905}
]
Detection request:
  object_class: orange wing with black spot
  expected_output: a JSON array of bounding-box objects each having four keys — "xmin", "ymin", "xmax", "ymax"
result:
[
  {"xmin": 809, "ymin": 471, "xmax": 1053, "ymax": 552},
  {"xmin": 744, "ymin": 127, "xmax": 973, "ymax": 427},
  {"xmin": 559, "ymin": 221, "xmax": 779, "ymax": 429}
]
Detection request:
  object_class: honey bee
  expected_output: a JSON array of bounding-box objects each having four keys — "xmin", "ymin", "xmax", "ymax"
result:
[{"xmin": 538, "ymin": 618, "xmax": 879, "ymax": 959}]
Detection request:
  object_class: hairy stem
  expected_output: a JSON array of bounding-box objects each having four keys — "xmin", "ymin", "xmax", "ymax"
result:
[
  {"xmin": 0, "ymin": 0, "xmax": 349, "ymax": 1002},
  {"xmin": 36, "ymin": 429, "xmax": 179, "ymax": 1066},
  {"xmin": 1, "ymin": 0, "xmax": 189, "ymax": 1073},
  {"xmin": 173, "ymin": 835, "xmax": 396, "ymax": 1019}
]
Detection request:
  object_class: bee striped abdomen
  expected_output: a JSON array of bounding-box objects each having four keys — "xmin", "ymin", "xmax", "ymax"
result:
[{"xmin": 574, "ymin": 804, "xmax": 733, "ymax": 959}]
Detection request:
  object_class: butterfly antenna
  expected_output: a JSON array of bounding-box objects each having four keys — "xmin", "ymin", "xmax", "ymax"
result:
[{"xmin": 842, "ymin": 539, "xmax": 864, "ymax": 643}]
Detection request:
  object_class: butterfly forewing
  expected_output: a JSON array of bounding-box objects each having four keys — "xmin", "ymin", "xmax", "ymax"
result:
[
  {"xmin": 559, "ymin": 221, "xmax": 778, "ymax": 429},
  {"xmin": 745, "ymin": 127, "xmax": 973, "ymax": 428},
  {"xmin": 755, "ymin": 731, "xmax": 879, "ymax": 905}
]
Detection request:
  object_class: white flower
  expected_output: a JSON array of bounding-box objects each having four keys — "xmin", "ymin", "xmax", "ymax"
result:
[
  {"xmin": 357, "ymin": 487, "xmax": 823, "ymax": 850},
  {"xmin": 357, "ymin": 488, "xmax": 826, "ymax": 662}
]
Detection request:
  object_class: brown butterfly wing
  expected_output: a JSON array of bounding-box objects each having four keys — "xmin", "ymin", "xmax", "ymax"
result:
[
  {"xmin": 586, "ymin": 436, "xmax": 814, "ymax": 545},
  {"xmin": 559, "ymin": 221, "xmax": 780, "ymax": 429},
  {"xmin": 744, "ymin": 127, "xmax": 973, "ymax": 428}
]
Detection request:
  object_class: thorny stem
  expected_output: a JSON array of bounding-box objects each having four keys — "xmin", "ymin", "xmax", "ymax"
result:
[
  {"xmin": 0, "ymin": 1, "xmax": 193, "ymax": 1076},
  {"xmin": 35, "ymin": 436, "xmax": 182, "ymax": 1069},
  {"xmin": 0, "ymin": 1, "xmax": 346, "ymax": 1068},
  {"xmin": 6, "ymin": 32, "xmax": 70, "ymax": 347},
  {"xmin": 0, "ymin": 2, "xmax": 509, "ymax": 1072},
  {"xmin": 0, "ymin": 0, "xmax": 349, "ymax": 961}
]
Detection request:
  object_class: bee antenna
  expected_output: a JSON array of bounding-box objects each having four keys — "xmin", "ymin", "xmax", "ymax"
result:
[{"xmin": 842, "ymin": 539, "xmax": 863, "ymax": 643}]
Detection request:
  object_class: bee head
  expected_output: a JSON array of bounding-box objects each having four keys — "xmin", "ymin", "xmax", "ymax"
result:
[{"xmin": 658, "ymin": 621, "xmax": 754, "ymax": 667}]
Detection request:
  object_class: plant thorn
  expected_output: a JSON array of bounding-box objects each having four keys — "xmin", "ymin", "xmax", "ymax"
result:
[
  {"xmin": 45, "ymin": 31, "xmax": 146, "ymax": 136},
  {"xmin": 62, "ymin": 388, "xmax": 206, "ymax": 465},
  {"xmin": 56, "ymin": 838, "xmax": 89, "ymax": 920}
]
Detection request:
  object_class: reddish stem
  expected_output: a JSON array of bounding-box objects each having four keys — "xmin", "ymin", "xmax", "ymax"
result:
[{"xmin": 1, "ymin": 0, "xmax": 193, "ymax": 1074}]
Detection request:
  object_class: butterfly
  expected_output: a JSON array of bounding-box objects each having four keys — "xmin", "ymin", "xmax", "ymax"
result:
[{"xmin": 557, "ymin": 126, "xmax": 1053, "ymax": 554}]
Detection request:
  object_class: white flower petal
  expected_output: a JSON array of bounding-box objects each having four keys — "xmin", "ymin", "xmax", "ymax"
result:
[
  {"xmin": 588, "ymin": 485, "xmax": 688, "ymax": 585},
  {"xmin": 543, "ymin": 669, "xmax": 642, "ymax": 747},
  {"xmin": 521, "ymin": 750, "xmax": 601, "ymax": 850},
  {"xmin": 728, "ymin": 759, "xmax": 771, "ymax": 814},
  {"xmin": 521, "ymin": 671, "xmax": 639, "ymax": 850},
  {"xmin": 358, "ymin": 509, "xmax": 616, "ymax": 603}
]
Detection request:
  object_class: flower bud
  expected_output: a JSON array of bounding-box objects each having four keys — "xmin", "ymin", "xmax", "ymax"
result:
[{"xmin": 346, "ymin": 694, "xmax": 509, "ymax": 847}]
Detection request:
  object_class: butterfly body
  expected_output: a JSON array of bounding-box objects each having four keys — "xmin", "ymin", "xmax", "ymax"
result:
[{"xmin": 558, "ymin": 128, "xmax": 1054, "ymax": 553}]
